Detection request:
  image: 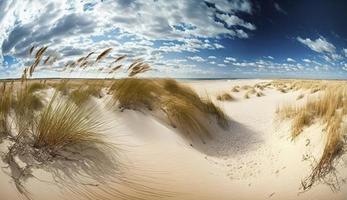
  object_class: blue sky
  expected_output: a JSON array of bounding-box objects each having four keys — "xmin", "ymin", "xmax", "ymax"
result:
[{"xmin": 1, "ymin": 0, "xmax": 347, "ymax": 79}]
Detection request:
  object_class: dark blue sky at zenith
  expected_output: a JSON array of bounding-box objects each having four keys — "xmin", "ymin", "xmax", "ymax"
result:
[{"xmin": 0, "ymin": 0, "xmax": 347, "ymax": 79}]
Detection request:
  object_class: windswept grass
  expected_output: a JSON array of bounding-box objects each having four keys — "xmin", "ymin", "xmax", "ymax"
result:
[
  {"xmin": 110, "ymin": 78, "xmax": 229, "ymax": 141},
  {"xmin": 277, "ymin": 82, "xmax": 347, "ymax": 190},
  {"xmin": 256, "ymin": 91, "xmax": 264, "ymax": 97},
  {"xmin": 232, "ymin": 86, "xmax": 240, "ymax": 92},
  {"xmin": 111, "ymin": 78, "xmax": 161, "ymax": 110},
  {"xmin": 244, "ymin": 92, "xmax": 250, "ymax": 99},
  {"xmin": 0, "ymin": 46, "xmax": 168, "ymax": 200},
  {"xmin": 297, "ymin": 93, "xmax": 305, "ymax": 100},
  {"xmin": 217, "ymin": 93, "xmax": 234, "ymax": 101},
  {"xmin": 53, "ymin": 79, "xmax": 71, "ymax": 95},
  {"xmin": 162, "ymin": 97, "xmax": 210, "ymax": 143},
  {"xmin": 69, "ymin": 81, "xmax": 105, "ymax": 105},
  {"xmin": 34, "ymin": 93, "xmax": 105, "ymax": 150},
  {"xmin": 0, "ymin": 82, "xmax": 12, "ymax": 136}
]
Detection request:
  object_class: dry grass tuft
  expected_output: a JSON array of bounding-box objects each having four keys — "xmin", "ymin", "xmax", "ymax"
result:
[
  {"xmin": 256, "ymin": 91, "xmax": 264, "ymax": 97},
  {"xmin": 162, "ymin": 97, "xmax": 210, "ymax": 143},
  {"xmin": 110, "ymin": 78, "xmax": 229, "ymax": 141},
  {"xmin": 0, "ymin": 82, "xmax": 13, "ymax": 136},
  {"xmin": 244, "ymin": 92, "xmax": 250, "ymax": 99},
  {"xmin": 277, "ymin": 82, "xmax": 347, "ymax": 190},
  {"xmin": 278, "ymin": 87, "xmax": 287, "ymax": 93},
  {"xmin": 53, "ymin": 80, "xmax": 71, "ymax": 95},
  {"xmin": 217, "ymin": 93, "xmax": 234, "ymax": 101},
  {"xmin": 34, "ymin": 93, "xmax": 105, "ymax": 150},
  {"xmin": 111, "ymin": 78, "xmax": 161, "ymax": 110},
  {"xmin": 69, "ymin": 81, "xmax": 105, "ymax": 105},
  {"xmin": 297, "ymin": 94, "xmax": 305, "ymax": 100},
  {"xmin": 241, "ymin": 85, "xmax": 252, "ymax": 90},
  {"xmin": 232, "ymin": 86, "xmax": 240, "ymax": 92}
]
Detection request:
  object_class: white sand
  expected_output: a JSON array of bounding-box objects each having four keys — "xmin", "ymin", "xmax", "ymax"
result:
[{"xmin": 1, "ymin": 79, "xmax": 346, "ymax": 199}]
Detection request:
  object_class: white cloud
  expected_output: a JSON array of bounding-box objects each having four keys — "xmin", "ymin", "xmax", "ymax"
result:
[
  {"xmin": 297, "ymin": 36, "xmax": 344, "ymax": 62},
  {"xmin": 267, "ymin": 56, "xmax": 274, "ymax": 59},
  {"xmin": 216, "ymin": 13, "xmax": 256, "ymax": 30},
  {"xmin": 225, "ymin": 57, "xmax": 236, "ymax": 62},
  {"xmin": 188, "ymin": 56, "xmax": 206, "ymax": 62},
  {"xmin": 217, "ymin": 63, "xmax": 226, "ymax": 67},
  {"xmin": 343, "ymin": 49, "xmax": 347, "ymax": 57},
  {"xmin": 297, "ymin": 36, "xmax": 336, "ymax": 54},
  {"xmin": 342, "ymin": 63, "xmax": 347, "ymax": 71},
  {"xmin": 0, "ymin": 0, "xmax": 254, "ymax": 75},
  {"xmin": 287, "ymin": 58, "xmax": 295, "ymax": 62},
  {"xmin": 208, "ymin": 56, "xmax": 216, "ymax": 59},
  {"xmin": 303, "ymin": 59, "xmax": 312, "ymax": 63}
]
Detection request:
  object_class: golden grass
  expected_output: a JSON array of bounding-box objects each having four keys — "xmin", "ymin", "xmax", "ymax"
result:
[
  {"xmin": 231, "ymin": 86, "xmax": 240, "ymax": 92},
  {"xmin": 244, "ymin": 92, "xmax": 250, "ymax": 99},
  {"xmin": 217, "ymin": 93, "xmax": 234, "ymax": 101},
  {"xmin": 297, "ymin": 94, "xmax": 305, "ymax": 100},
  {"xmin": 0, "ymin": 46, "xmax": 164, "ymax": 199},
  {"xmin": 34, "ymin": 93, "xmax": 105, "ymax": 150},
  {"xmin": 0, "ymin": 82, "xmax": 12, "ymax": 136},
  {"xmin": 278, "ymin": 87, "xmax": 287, "ymax": 93},
  {"xmin": 256, "ymin": 91, "xmax": 264, "ymax": 97},
  {"xmin": 69, "ymin": 81, "xmax": 105, "ymax": 105},
  {"xmin": 202, "ymin": 98, "xmax": 229, "ymax": 129},
  {"xmin": 248, "ymin": 88, "xmax": 257, "ymax": 94},
  {"xmin": 53, "ymin": 79, "xmax": 71, "ymax": 95},
  {"xmin": 241, "ymin": 85, "xmax": 252, "ymax": 90},
  {"xmin": 277, "ymin": 82, "xmax": 347, "ymax": 190},
  {"xmin": 110, "ymin": 78, "xmax": 229, "ymax": 141},
  {"xmin": 162, "ymin": 97, "xmax": 210, "ymax": 142},
  {"xmin": 111, "ymin": 78, "xmax": 160, "ymax": 110}
]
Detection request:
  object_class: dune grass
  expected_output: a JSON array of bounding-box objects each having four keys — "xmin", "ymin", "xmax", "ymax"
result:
[
  {"xmin": 0, "ymin": 46, "xmax": 171, "ymax": 199},
  {"xmin": 34, "ymin": 93, "xmax": 105, "ymax": 150},
  {"xmin": 110, "ymin": 78, "xmax": 229, "ymax": 141},
  {"xmin": 162, "ymin": 97, "xmax": 210, "ymax": 142},
  {"xmin": 297, "ymin": 94, "xmax": 305, "ymax": 100},
  {"xmin": 277, "ymin": 82, "xmax": 347, "ymax": 190},
  {"xmin": 256, "ymin": 91, "xmax": 264, "ymax": 97},
  {"xmin": 111, "ymin": 78, "xmax": 161, "ymax": 110},
  {"xmin": 0, "ymin": 82, "xmax": 12, "ymax": 136},
  {"xmin": 217, "ymin": 93, "xmax": 234, "ymax": 101},
  {"xmin": 232, "ymin": 86, "xmax": 240, "ymax": 92},
  {"xmin": 244, "ymin": 92, "xmax": 250, "ymax": 99},
  {"xmin": 69, "ymin": 81, "xmax": 105, "ymax": 105}
]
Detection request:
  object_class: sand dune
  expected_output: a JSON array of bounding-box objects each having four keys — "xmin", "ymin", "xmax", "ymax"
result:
[{"xmin": 0, "ymin": 79, "xmax": 346, "ymax": 200}]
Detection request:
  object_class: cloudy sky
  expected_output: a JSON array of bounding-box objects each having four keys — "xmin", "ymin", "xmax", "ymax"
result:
[{"xmin": 1, "ymin": 0, "xmax": 347, "ymax": 79}]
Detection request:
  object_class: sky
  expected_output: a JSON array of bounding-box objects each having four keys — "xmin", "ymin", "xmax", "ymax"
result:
[{"xmin": 1, "ymin": 0, "xmax": 347, "ymax": 79}]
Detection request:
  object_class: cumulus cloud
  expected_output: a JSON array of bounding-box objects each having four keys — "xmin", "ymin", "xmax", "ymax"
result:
[
  {"xmin": 343, "ymin": 63, "xmax": 347, "ymax": 71},
  {"xmin": 343, "ymin": 49, "xmax": 347, "ymax": 57},
  {"xmin": 225, "ymin": 57, "xmax": 237, "ymax": 62},
  {"xmin": 188, "ymin": 56, "xmax": 206, "ymax": 62},
  {"xmin": 0, "ymin": 0, "xmax": 257, "ymax": 77},
  {"xmin": 302, "ymin": 59, "xmax": 312, "ymax": 63},
  {"xmin": 287, "ymin": 58, "xmax": 295, "ymax": 62},
  {"xmin": 297, "ymin": 36, "xmax": 344, "ymax": 62},
  {"xmin": 297, "ymin": 36, "xmax": 335, "ymax": 54},
  {"xmin": 208, "ymin": 56, "xmax": 217, "ymax": 59},
  {"xmin": 216, "ymin": 13, "xmax": 255, "ymax": 30}
]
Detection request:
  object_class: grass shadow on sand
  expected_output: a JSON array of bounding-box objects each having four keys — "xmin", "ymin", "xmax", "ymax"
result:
[{"xmin": 191, "ymin": 120, "xmax": 263, "ymax": 157}]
